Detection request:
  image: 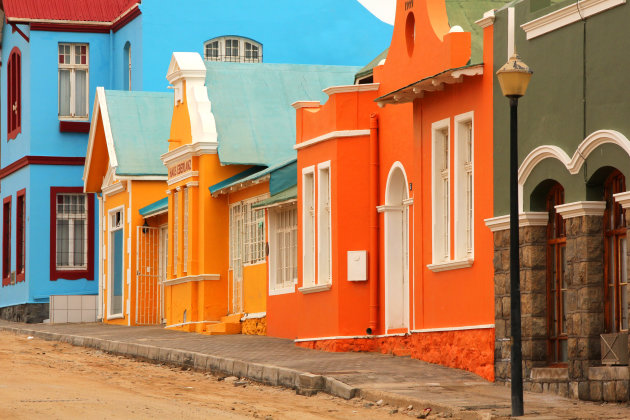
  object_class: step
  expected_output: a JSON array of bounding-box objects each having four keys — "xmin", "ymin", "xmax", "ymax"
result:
[
  {"xmin": 203, "ymin": 321, "xmax": 242, "ymax": 335},
  {"xmin": 220, "ymin": 313, "xmax": 244, "ymax": 324}
]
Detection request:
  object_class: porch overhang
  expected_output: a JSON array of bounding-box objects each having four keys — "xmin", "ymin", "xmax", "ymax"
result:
[{"xmin": 375, "ymin": 64, "xmax": 484, "ymax": 107}]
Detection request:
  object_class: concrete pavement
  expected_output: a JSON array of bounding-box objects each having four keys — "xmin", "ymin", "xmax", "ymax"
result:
[{"xmin": 1, "ymin": 320, "xmax": 628, "ymax": 419}]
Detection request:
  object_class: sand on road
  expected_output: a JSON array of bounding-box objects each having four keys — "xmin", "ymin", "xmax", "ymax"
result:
[{"xmin": 0, "ymin": 331, "xmax": 414, "ymax": 420}]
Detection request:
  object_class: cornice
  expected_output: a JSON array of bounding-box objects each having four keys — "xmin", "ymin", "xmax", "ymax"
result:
[
  {"xmin": 484, "ymin": 212, "xmax": 548, "ymax": 232},
  {"xmin": 613, "ymin": 191, "xmax": 630, "ymax": 209},
  {"xmin": 161, "ymin": 142, "xmax": 218, "ymax": 166},
  {"xmin": 294, "ymin": 130, "xmax": 370, "ymax": 151},
  {"xmin": 555, "ymin": 201, "xmax": 606, "ymax": 218},
  {"xmin": 322, "ymin": 83, "xmax": 380, "ymax": 96},
  {"xmin": 522, "ymin": 0, "xmax": 625, "ymax": 40},
  {"xmin": 475, "ymin": 10, "xmax": 496, "ymax": 29}
]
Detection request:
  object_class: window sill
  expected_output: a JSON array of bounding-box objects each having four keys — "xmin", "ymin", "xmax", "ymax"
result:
[
  {"xmin": 299, "ymin": 283, "xmax": 332, "ymax": 294},
  {"xmin": 59, "ymin": 121, "xmax": 90, "ymax": 133},
  {"xmin": 107, "ymin": 313, "xmax": 124, "ymax": 320},
  {"xmin": 269, "ymin": 286, "xmax": 296, "ymax": 296},
  {"xmin": 427, "ymin": 259, "xmax": 473, "ymax": 272}
]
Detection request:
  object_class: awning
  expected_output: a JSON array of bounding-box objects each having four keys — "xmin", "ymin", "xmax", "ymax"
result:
[
  {"xmin": 209, "ymin": 159, "xmax": 297, "ymax": 197},
  {"xmin": 375, "ymin": 64, "xmax": 484, "ymax": 106},
  {"xmin": 253, "ymin": 186, "xmax": 297, "ymax": 209},
  {"xmin": 139, "ymin": 197, "xmax": 168, "ymax": 218}
]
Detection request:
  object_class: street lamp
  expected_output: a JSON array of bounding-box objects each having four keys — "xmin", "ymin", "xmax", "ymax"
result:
[{"xmin": 496, "ymin": 53, "xmax": 532, "ymax": 418}]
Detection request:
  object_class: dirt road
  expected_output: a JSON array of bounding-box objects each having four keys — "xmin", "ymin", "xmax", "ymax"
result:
[{"xmin": 0, "ymin": 332, "xmax": 415, "ymax": 420}]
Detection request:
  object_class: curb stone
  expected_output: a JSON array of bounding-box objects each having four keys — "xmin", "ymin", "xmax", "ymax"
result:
[{"xmin": 1, "ymin": 324, "xmax": 496, "ymax": 419}]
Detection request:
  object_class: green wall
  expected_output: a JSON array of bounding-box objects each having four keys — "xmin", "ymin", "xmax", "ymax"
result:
[{"xmin": 493, "ymin": 0, "xmax": 630, "ymax": 214}]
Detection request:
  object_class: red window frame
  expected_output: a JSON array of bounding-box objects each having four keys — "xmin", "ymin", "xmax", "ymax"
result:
[
  {"xmin": 7, "ymin": 47, "xmax": 21, "ymax": 140},
  {"xmin": 2, "ymin": 196, "xmax": 12, "ymax": 286},
  {"xmin": 545, "ymin": 183, "xmax": 567, "ymax": 365},
  {"xmin": 49, "ymin": 187, "xmax": 94, "ymax": 281},
  {"xmin": 603, "ymin": 170, "xmax": 627, "ymax": 333},
  {"xmin": 16, "ymin": 189, "xmax": 25, "ymax": 282}
]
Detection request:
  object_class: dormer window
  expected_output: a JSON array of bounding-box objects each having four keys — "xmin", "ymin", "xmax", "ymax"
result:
[{"xmin": 203, "ymin": 36, "xmax": 262, "ymax": 63}]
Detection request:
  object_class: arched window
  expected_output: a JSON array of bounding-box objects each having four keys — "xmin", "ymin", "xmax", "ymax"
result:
[
  {"xmin": 546, "ymin": 183, "xmax": 567, "ymax": 364},
  {"xmin": 123, "ymin": 42, "xmax": 131, "ymax": 91},
  {"xmin": 603, "ymin": 170, "xmax": 628, "ymax": 333},
  {"xmin": 203, "ymin": 36, "xmax": 262, "ymax": 63},
  {"xmin": 8, "ymin": 47, "xmax": 21, "ymax": 140}
]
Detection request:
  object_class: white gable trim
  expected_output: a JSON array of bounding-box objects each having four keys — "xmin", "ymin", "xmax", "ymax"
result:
[{"xmin": 518, "ymin": 130, "xmax": 630, "ymax": 212}]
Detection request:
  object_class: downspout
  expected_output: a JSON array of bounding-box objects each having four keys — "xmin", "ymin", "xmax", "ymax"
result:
[{"xmin": 368, "ymin": 113, "xmax": 380, "ymax": 335}]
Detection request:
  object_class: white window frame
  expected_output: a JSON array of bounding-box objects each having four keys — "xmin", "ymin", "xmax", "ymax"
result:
[
  {"xmin": 58, "ymin": 43, "xmax": 89, "ymax": 119},
  {"xmin": 431, "ymin": 118, "xmax": 451, "ymax": 265},
  {"xmin": 454, "ymin": 112, "xmax": 474, "ymax": 261},
  {"xmin": 229, "ymin": 195, "xmax": 267, "ymax": 268},
  {"xmin": 317, "ymin": 161, "xmax": 332, "ymax": 286},
  {"xmin": 107, "ymin": 205, "xmax": 124, "ymax": 319},
  {"xmin": 302, "ymin": 166, "xmax": 316, "ymax": 287},
  {"xmin": 55, "ymin": 193, "xmax": 89, "ymax": 270},
  {"xmin": 268, "ymin": 204, "xmax": 298, "ymax": 295},
  {"xmin": 203, "ymin": 36, "xmax": 262, "ymax": 63}
]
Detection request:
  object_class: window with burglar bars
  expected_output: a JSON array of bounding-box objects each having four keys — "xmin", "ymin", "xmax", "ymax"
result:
[
  {"xmin": 455, "ymin": 115, "xmax": 474, "ymax": 260},
  {"xmin": 271, "ymin": 206, "xmax": 298, "ymax": 291},
  {"xmin": 432, "ymin": 121, "xmax": 450, "ymax": 264},
  {"xmin": 58, "ymin": 43, "xmax": 89, "ymax": 118},
  {"xmin": 16, "ymin": 190, "xmax": 25, "ymax": 281},
  {"xmin": 173, "ymin": 190, "xmax": 179, "ymax": 276},
  {"xmin": 55, "ymin": 194, "xmax": 88, "ymax": 270},
  {"xmin": 2, "ymin": 197, "xmax": 11, "ymax": 285},
  {"xmin": 230, "ymin": 196, "xmax": 266, "ymax": 268},
  {"xmin": 203, "ymin": 36, "xmax": 262, "ymax": 63}
]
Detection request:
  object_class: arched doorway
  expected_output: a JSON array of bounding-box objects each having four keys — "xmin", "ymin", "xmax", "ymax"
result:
[{"xmin": 384, "ymin": 163, "xmax": 410, "ymax": 331}]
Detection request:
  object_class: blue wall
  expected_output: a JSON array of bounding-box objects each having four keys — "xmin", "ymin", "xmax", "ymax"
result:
[{"xmin": 139, "ymin": 0, "xmax": 393, "ymax": 92}]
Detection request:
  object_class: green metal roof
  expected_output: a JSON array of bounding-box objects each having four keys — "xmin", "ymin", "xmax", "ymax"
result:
[
  {"xmin": 208, "ymin": 166, "xmax": 266, "ymax": 194},
  {"xmin": 205, "ymin": 62, "xmax": 361, "ymax": 167},
  {"xmin": 252, "ymin": 186, "xmax": 298, "ymax": 209},
  {"xmin": 355, "ymin": 48, "xmax": 388, "ymax": 82},
  {"xmin": 209, "ymin": 159, "xmax": 297, "ymax": 196},
  {"xmin": 104, "ymin": 90, "xmax": 174, "ymax": 177},
  {"xmin": 139, "ymin": 197, "xmax": 168, "ymax": 217}
]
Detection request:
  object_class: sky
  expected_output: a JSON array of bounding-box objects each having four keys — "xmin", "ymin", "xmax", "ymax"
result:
[{"xmin": 357, "ymin": 0, "xmax": 396, "ymax": 25}]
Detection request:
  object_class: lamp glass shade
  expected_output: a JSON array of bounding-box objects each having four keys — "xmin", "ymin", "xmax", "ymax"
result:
[{"xmin": 496, "ymin": 54, "xmax": 533, "ymax": 97}]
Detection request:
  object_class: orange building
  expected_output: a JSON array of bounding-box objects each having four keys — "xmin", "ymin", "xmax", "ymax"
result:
[
  {"xmin": 267, "ymin": 0, "xmax": 502, "ymax": 380},
  {"xmin": 161, "ymin": 53, "xmax": 361, "ymax": 334}
]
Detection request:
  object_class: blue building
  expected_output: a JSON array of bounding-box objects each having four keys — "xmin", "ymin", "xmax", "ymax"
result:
[{"xmin": 0, "ymin": 0, "xmax": 392, "ymax": 322}]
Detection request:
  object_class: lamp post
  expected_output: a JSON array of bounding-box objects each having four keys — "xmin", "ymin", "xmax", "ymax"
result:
[{"xmin": 496, "ymin": 53, "xmax": 532, "ymax": 417}]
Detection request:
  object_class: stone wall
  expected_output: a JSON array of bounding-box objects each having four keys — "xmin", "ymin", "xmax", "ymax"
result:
[{"xmin": 0, "ymin": 303, "xmax": 49, "ymax": 323}]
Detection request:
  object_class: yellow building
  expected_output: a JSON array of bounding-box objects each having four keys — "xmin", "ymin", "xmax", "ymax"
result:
[
  {"xmin": 161, "ymin": 53, "xmax": 360, "ymax": 334},
  {"xmin": 83, "ymin": 89, "xmax": 173, "ymax": 325}
]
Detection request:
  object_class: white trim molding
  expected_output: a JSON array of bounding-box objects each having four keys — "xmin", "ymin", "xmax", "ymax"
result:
[
  {"xmin": 161, "ymin": 141, "xmax": 219, "ymax": 166},
  {"xmin": 241, "ymin": 312, "xmax": 266, "ymax": 321},
  {"xmin": 427, "ymin": 259, "xmax": 473, "ymax": 272},
  {"xmin": 484, "ymin": 212, "xmax": 548, "ymax": 232},
  {"xmin": 402, "ymin": 198, "xmax": 414, "ymax": 206},
  {"xmin": 102, "ymin": 181, "xmax": 126, "ymax": 197},
  {"xmin": 376, "ymin": 204, "xmax": 403, "ymax": 213},
  {"xmin": 522, "ymin": 0, "xmax": 625, "ymax": 40},
  {"xmin": 294, "ymin": 130, "xmax": 370, "ymax": 151},
  {"xmin": 411, "ymin": 324, "xmax": 495, "ymax": 334},
  {"xmin": 291, "ymin": 101, "xmax": 320, "ymax": 110},
  {"xmin": 298, "ymin": 283, "xmax": 332, "ymax": 294},
  {"xmin": 613, "ymin": 191, "xmax": 630, "ymax": 209},
  {"xmin": 167, "ymin": 171, "xmax": 199, "ymax": 186},
  {"xmin": 165, "ymin": 320, "xmax": 219, "ymax": 329},
  {"xmin": 475, "ymin": 9, "xmax": 496, "ymax": 28},
  {"xmin": 163, "ymin": 274, "xmax": 221, "ymax": 287},
  {"xmin": 115, "ymin": 175, "xmax": 167, "ymax": 181},
  {"xmin": 518, "ymin": 130, "xmax": 630, "ymax": 212},
  {"xmin": 322, "ymin": 83, "xmax": 380, "ymax": 96},
  {"xmin": 555, "ymin": 201, "xmax": 606, "ymax": 219}
]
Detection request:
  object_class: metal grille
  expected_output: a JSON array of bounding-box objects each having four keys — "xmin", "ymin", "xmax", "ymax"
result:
[
  {"xmin": 136, "ymin": 226, "xmax": 164, "ymax": 325},
  {"xmin": 56, "ymin": 194, "xmax": 87, "ymax": 269},
  {"xmin": 275, "ymin": 207, "xmax": 297, "ymax": 290}
]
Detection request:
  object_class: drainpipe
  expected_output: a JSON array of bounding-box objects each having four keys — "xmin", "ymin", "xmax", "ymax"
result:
[{"xmin": 368, "ymin": 113, "xmax": 380, "ymax": 335}]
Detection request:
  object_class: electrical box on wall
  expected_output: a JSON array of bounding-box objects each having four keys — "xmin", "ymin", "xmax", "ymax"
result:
[{"xmin": 347, "ymin": 250, "xmax": 367, "ymax": 281}]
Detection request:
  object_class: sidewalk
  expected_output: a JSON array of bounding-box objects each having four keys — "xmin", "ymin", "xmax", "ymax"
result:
[{"xmin": 1, "ymin": 320, "xmax": 627, "ymax": 419}]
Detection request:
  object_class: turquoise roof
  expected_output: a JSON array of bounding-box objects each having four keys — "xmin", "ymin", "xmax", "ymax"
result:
[
  {"xmin": 253, "ymin": 186, "xmax": 298, "ymax": 209},
  {"xmin": 209, "ymin": 159, "xmax": 297, "ymax": 196},
  {"xmin": 104, "ymin": 90, "xmax": 174, "ymax": 177},
  {"xmin": 139, "ymin": 197, "xmax": 168, "ymax": 217},
  {"xmin": 205, "ymin": 62, "xmax": 361, "ymax": 167}
]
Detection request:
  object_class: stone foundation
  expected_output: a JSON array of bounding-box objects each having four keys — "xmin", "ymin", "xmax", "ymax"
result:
[
  {"xmin": 296, "ymin": 328, "xmax": 495, "ymax": 381},
  {"xmin": 0, "ymin": 303, "xmax": 49, "ymax": 323},
  {"xmin": 242, "ymin": 317, "xmax": 266, "ymax": 335}
]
